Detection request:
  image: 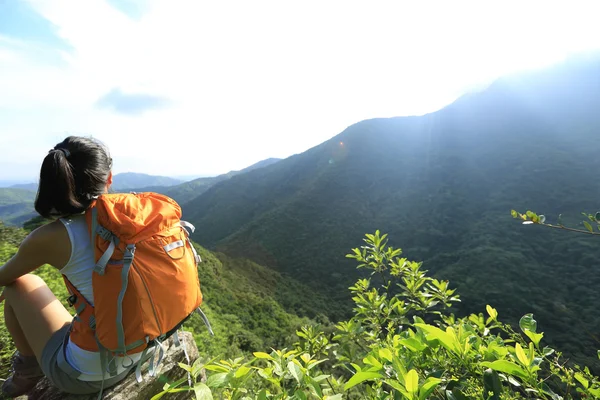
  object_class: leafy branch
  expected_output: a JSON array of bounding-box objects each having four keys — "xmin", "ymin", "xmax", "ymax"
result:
[{"xmin": 511, "ymin": 209, "xmax": 600, "ymax": 235}]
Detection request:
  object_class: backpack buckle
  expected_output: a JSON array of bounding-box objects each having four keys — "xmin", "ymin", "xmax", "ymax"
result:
[
  {"xmin": 67, "ymin": 294, "xmax": 77, "ymax": 307},
  {"xmin": 123, "ymin": 245, "xmax": 136, "ymax": 262}
]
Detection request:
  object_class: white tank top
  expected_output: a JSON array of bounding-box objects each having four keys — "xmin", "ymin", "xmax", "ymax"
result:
[{"xmin": 59, "ymin": 215, "xmax": 143, "ymax": 381}]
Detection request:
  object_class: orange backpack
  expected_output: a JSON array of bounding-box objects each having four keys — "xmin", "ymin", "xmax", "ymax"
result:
[{"xmin": 58, "ymin": 192, "xmax": 211, "ymax": 393}]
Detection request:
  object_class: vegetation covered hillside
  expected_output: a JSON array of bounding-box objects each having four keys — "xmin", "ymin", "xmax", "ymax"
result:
[
  {"xmin": 182, "ymin": 54, "xmax": 600, "ymax": 369},
  {"xmin": 0, "ymin": 188, "xmax": 36, "ymax": 226}
]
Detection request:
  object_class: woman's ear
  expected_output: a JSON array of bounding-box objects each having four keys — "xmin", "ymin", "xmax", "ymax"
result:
[{"xmin": 106, "ymin": 171, "xmax": 113, "ymax": 191}]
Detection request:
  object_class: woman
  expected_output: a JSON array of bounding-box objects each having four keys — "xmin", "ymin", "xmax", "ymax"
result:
[{"xmin": 0, "ymin": 136, "xmax": 141, "ymax": 397}]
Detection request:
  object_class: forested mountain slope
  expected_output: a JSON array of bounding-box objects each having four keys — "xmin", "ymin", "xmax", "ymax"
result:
[{"xmin": 0, "ymin": 188, "xmax": 36, "ymax": 226}]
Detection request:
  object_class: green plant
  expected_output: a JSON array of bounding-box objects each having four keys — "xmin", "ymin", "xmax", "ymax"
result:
[
  {"xmin": 511, "ymin": 209, "xmax": 600, "ymax": 236},
  {"xmin": 164, "ymin": 231, "xmax": 600, "ymax": 399}
]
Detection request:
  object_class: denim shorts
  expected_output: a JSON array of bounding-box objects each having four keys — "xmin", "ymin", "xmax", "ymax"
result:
[{"xmin": 40, "ymin": 324, "xmax": 130, "ymax": 395}]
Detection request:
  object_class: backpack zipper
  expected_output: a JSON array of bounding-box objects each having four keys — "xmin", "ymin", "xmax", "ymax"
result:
[{"xmin": 135, "ymin": 266, "xmax": 163, "ymax": 335}]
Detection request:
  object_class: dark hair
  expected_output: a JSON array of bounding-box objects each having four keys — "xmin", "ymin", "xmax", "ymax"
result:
[{"xmin": 35, "ymin": 136, "xmax": 113, "ymax": 218}]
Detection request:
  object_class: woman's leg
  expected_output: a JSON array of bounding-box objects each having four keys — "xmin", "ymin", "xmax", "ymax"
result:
[
  {"xmin": 4, "ymin": 301, "xmax": 35, "ymax": 357},
  {"xmin": 1, "ymin": 274, "xmax": 73, "ymax": 396},
  {"xmin": 3, "ymin": 274, "xmax": 73, "ymax": 361}
]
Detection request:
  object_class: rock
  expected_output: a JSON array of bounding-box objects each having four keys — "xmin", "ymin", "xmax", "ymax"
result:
[{"xmin": 16, "ymin": 332, "xmax": 199, "ymax": 400}]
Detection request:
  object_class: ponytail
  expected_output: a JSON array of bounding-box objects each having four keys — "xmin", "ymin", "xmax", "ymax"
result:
[{"xmin": 34, "ymin": 137, "xmax": 112, "ymax": 219}]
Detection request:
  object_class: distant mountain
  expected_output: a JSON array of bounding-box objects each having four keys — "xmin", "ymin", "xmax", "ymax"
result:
[
  {"xmin": 0, "ymin": 180, "xmax": 36, "ymax": 188},
  {"xmin": 181, "ymin": 53, "xmax": 600, "ymax": 368},
  {"xmin": 111, "ymin": 172, "xmax": 183, "ymax": 191},
  {"xmin": 128, "ymin": 158, "xmax": 282, "ymax": 205},
  {"xmin": 9, "ymin": 182, "xmax": 38, "ymax": 191},
  {"xmin": 0, "ymin": 188, "xmax": 36, "ymax": 225}
]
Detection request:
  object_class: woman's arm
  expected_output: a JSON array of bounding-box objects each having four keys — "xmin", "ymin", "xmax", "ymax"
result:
[{"xmin": 0, "ymin": 221, "xmax": 71, "ymax": 287}]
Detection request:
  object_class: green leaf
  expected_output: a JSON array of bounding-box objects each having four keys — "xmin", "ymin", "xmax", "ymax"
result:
[
  {"xmin": 378, "ymin": 348, "xmax": 393, "ymax": 362},
  {"xmin": 178, "ymin": 362, "xmax": 192, "ymax": 372},
  {"xmin": 234, "ymin": 366, "xmax": 251, "ymax": 379},
  {"xmin": 483, "ymin": 368, "xmax": 502, "ymax": 400},
  {"xmin": 253, "ymin": 352, "xmax": 274, "ymax": 360},
  {"xmin": 481, "ymin": 360, "xmax": 528, "ymax": 379},
  {"xmin": 362, "ymin": 354, "xmax": 383, "ymax": 370},
  {"xmin": 399, "ymin": 338, "xmax": 427, "ymax": 352},
  {"xmin": 324, "ymin": 395, "xmax": 344, "ymax": 400},
  {"xmin": 574, "ymin": 372, "xmax": 589, "ymax": 389},
  {"xmin": 515, "ymin": 343, "xmax": 529, "ymax": 367},
  {"xmin": 511, "ymin": 210, "xmax": 518, "ymax": 218},
  {"xmin": 486, "ymin": 305, "xmax": 498, "ymax": 321},
  {"xmin": 420, "ymin": 377, "xmax": 442, "ymax": 400},
  {"xmin": 257, "ymin": 390, "xmax": 268, "ymax": 400},
  {"xmin": 524, "ymin": 331, "xmax": 544, "ymax": 347},
  {"xmin": 193, "ymin": 383, "xmax": 213, "ymax": 400},
  {"xmin": 414, "ymin": 323, "xmax": 459, "ymax": 354},
  {"xmin": 306, "ymin": 375, "xmax": 323, "ymax": 397},
  {"xmin": 584, "ymin": 221, "xmax": 594, "ymax": 232},
  {"xmin": 344, "ymin": 371, "xmax": 385, "ymax": 390},
  {"xmin": 542, "ymin": 347, "xmax": 555, "ymax": 357},
  {"xmin": 541, "ymin": 383, "xmax": 561, "ymax": 400},
  {"xmin": 405, "ymin": 369, "xmax": 419, "ymax": 394},
  {"xmin": 519, "ymin": 313, "xmax": 544, "ymax": 346},
  {"xmin": 589, "ymin": 387, "xmax": 600, "ymax": 396},
  {"xmin": 206, "ymin": 372, "xmax": 229, "ymax": 388},
  {"xmin": 294, "ymin": 390, "xmax": 307, "ymax": 400},
  {"xmin": 385, "ymin": 379, "xmax": 409, "ymax": 395},
  {"xmin": 519, "ymin": 314, "xmax": 537, "ymax": 333},
  {"xmin": 287, "ymin": 361, "xmax": 303, "ymax": 384},
  {"xmin": 150, "ymin": 391, "xmax": 169, "ymax": 400}
]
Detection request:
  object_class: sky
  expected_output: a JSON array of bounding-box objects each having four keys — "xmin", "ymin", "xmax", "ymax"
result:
[{"xmin": 1, "ymin": 0, "xmax": 600, "ymax": 182}]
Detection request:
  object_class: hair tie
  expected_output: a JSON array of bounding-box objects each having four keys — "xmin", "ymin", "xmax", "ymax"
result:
[{"xmin": 55, "ymin": 148, "xmax": 71, "ymax": 158}]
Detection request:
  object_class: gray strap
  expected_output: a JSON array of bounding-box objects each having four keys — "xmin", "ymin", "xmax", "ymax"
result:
[
  {"xmin": 180, "ymin": 220, "xmax": 196, "ymax": 233},
  {"xmin": 91, "ymin": 207, "xmax": 98, "ymax": 255},
  {"xmin": 163, "ymin": 240, "xmax": 184, "ymax": 253},
  {"xmin": 107, "ymin": 356, "xmax": 118, "ymax": 377},
  {"xmin": 94, "ymin": 239, "xmax": 116, "ymax": 275},
  {"xmin": 94, "ymin": 335, "xmax": 108, "ymax": 400},
  {"xmin": 174, "ymin": 330, "xmax": 192, "ymax": 387},
  {"xmin": 187, "ymin": 238, "xmax": 201, "ymax": 264},
  {"xmin": 116, "ymin": 244, "xmax": 135, "ymax": 355},
  {"xmin": 135, "ymin": 347, "xmax": 149, "ymax": 383},
  {"xmin": 195, "ymin": 308, "xmax": 214, "ymax": 336},
  {"xmin": 148, "ymin": 339, "xmax": 165, "ymax": 377},
  {"xmin": 96, "ymin": 226, "xmax": 115, "ymax": 242},
  {"xmin": 74, "ymin": 303, "xmax": 86, "ymax": 322}
]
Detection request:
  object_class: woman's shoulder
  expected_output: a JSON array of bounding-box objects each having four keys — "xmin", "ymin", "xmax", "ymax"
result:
[
  {"xmin": 29, "ymin": 219, "xmax": 67, "ymax": 240},
  {"xmin": 23, "ymin": 219, "xmax": 72, "ymax": 268}
]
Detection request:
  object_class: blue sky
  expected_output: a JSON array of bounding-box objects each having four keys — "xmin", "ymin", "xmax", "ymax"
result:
[{"xmin": 1, "ymin": 0, "xmax": 600, "ymax": 182}]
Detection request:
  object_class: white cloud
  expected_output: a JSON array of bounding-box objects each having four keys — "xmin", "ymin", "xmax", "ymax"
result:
[{"xmin": 1, "ymin": 0, "xmax": 600, "ymax": 180}]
